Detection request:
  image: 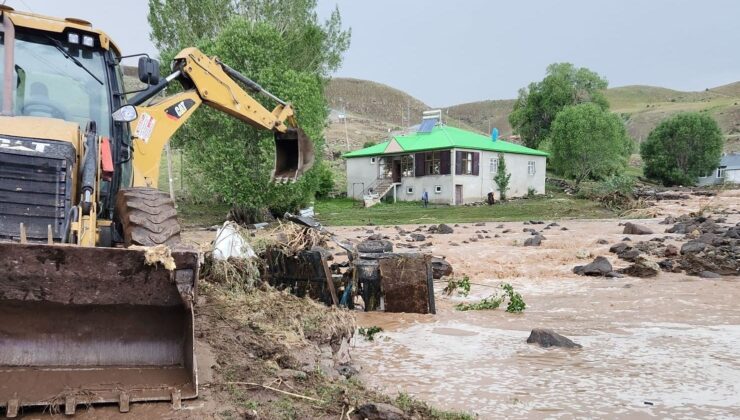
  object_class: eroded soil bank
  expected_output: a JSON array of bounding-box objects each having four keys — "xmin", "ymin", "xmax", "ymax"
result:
[{"xmin": 335, "ymin": 190, "xmax": 740, "ymax": 418}]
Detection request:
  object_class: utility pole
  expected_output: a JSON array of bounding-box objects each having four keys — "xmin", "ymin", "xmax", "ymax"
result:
[{"xmin": 343, "ymin": 104, "xmax": 349, "ymax": 151}]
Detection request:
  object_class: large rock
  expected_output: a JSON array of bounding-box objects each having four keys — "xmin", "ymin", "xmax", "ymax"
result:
[
  {"xmin": 408, "ymin": 233, "xmax": 426, "ymax": 242},
  {"xmin": 680, "ymin": 241, "xmax": 706, "ymax": 255},
  {"xmin": 573, "ymin": 256, "xmax": 613, "ymax": 276},
  {"xmin": 357, "ymin": 240, "xmax": 394, "ymax": 254},
  {"xmin": 524, "ymin": 235, "xmax": 543, "ymax": 246},
  {"xmin": 526, "ymin": 328, "xmax": 582, "ymax": 349},
  {"xmin": 431, "ymin": 257, "xmax": 453, "ymax": 279},
  {"xmin": 353, "ymin": 403, "xmax": 407, "ymax": 420},
  {"xmin": 617, "ymin": 248, "xmax": 642, "ymax": 262},
  {"xmin": 699, "ymin": 271, "xmax": 721, "ymax": 279},
  {"xmin": 618, "ymin": 256, "xmax": 660, "ymax": 278},
  {"xmin": 437, "ymin": 224, "xmax": 454, "ymax": 234},
  {"xmin": 609, "ymin": 242, "xmax": 630, "ymax": 254},
  {"xmin": 623, "ymin": 222, "xmax": 653, "ymax": 235}
]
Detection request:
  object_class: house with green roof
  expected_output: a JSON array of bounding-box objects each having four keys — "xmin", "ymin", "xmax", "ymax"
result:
[{"xmin": 343, "ymin": 112, "xmax": 548, "ymax": 205}]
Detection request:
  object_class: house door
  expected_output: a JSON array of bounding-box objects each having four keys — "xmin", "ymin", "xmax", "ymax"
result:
[
  {"xmin": 392, "ymin": 159, "xmax": 402, "ymax": 183},
  {"xmin": 455, "ymin": 184, "xmax": 463, "ymax": 205}
]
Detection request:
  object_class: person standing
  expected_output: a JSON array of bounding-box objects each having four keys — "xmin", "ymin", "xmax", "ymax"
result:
[{"xmin": 421, "ymin": 190, "xmax": 429, "ymax": 208}]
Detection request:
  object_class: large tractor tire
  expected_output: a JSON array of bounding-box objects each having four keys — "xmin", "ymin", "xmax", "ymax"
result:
[{"xmin": 115, "ymin": 188, "xmax": 181, "ymax": 246}]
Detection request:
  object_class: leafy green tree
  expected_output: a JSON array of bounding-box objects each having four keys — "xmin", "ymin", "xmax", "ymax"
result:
[
  {"xmin": 147, "ymin": 1, "xmax": 350, "ymax": 216},
  {"xmin": 640, "ymin": 113, "xmax": 724, "ymax": 186},
  {"xmin": 509, "ymin": 63, "xmax": 609, "ymax": 149},
  {"xmin": 148, "ymin": 0, "xmax": 350, "ymax": 77},
  {"xmin": 549, "ymin": 103, "xmax": 633, "ymax": 188},
  {"xmin": 493, "ymin": 153, "xmax": 512, "ymax": 201}
]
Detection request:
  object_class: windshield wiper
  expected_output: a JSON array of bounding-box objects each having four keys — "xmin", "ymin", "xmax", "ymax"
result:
[{"xmin": 45, "ymin": 36, "xmax": 103, "ymax": 85}]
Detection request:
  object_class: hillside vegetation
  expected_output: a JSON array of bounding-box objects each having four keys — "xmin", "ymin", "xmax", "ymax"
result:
[{"xmin": 326, "ymin": 78, "xmax": 740, "ymax": 153}]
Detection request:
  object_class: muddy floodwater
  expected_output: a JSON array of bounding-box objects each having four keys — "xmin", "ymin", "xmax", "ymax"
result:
[{"xmin": 334, "ymin": 191, "xmax": 740, "ymax": 419}]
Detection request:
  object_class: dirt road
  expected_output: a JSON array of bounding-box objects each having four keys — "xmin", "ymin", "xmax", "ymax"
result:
[{"xmin": 334, "ymin": 190, "xmax": 740, "ymax": 418}]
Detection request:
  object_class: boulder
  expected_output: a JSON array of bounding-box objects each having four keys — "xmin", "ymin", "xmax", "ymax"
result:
[
  {"xmin": 680, "ymin": 241, "xmax": 706, "ymax": 255},
  {"xmin": 526, "ymin": 328, "xmax": 582, "ymax": 349},
  {"xmin": 431, "ymin": 257, "xmax": 453, "ymax": 279},
  {"xmin": 576, "ymin": 249, "xmax": 592, "ymax": 259},
  {"xmin": 524, "ymin": 235, "xmax": 543, "ymax": 246},
  {"xmin": 437, "ymin": 224, "xmax": 454, "ymax": 234},
  {"xmin": 573, "ymin": 256, "xmax": 613, "ymax": 276},
  {"xmin": 617, "ymin": 248, "xmax": 642, "ymax": 262},
  {"xmin": 357, "ymin": 240, "xmax": 394, "ymax": 254},
  {"xmin": 623, "ymin": 222, "xmax": 654, "ymax": 235},
  {"xmin": 664, "ymin": 244, "xmax": 679, "ymax": 257},
  {"xmin": 609, "ymin": 242, "xmax": 630, "ymax": 254},
  {"xmin": 596, "ymin": 239, "xmax": 609, "ymax": 245},
  {"xmin": 699, "ymin": 271, "xmax": 721, "ymax": 279},
  {"xmin": 353, "ymin": 403, "xmax": 407, "ymax": 420},
  {"xmin": 408, "ymin": 233, "xmax": 426, "ymax": 242},
  {"xmin": 619, "ymin": 256, "xmax": 660, "ymax": 278}
]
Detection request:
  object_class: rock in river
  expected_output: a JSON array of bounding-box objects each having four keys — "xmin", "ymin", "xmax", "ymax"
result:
[
  {"xmin": 573, "ymin": 256, "xmax": 613, "ymax": 276},
  {"xmin": 623, "ymin": 222, "xmax": 654, "ymax": 235},
  {"xmin": 527, "ymin": 328, "xmax": 582, "ymax": 349}
]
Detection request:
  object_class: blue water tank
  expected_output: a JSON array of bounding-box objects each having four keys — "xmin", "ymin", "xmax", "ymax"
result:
[{"xmin": 491, "ymin": 127, "xmax": 499, "ymax": 141}]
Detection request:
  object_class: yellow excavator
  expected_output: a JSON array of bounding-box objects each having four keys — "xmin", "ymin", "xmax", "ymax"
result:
[{"xmin": 0, "ymin": 6, "xmax": 314, "ymax": 416}]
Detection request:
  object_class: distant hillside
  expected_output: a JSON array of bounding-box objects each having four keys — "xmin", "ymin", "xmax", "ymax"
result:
[{"xmin": 326, "ymin": 78, "xmax": 429, "ymax": 129}]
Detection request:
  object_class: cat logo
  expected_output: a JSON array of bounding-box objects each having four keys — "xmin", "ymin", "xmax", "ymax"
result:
[
  {"xmin": 174, "ymin": 102, "xmax": 187, "ymax": 117},
  {"xmin": 165, "ymin": 99, "xmax": 196, "ymax": 120}
]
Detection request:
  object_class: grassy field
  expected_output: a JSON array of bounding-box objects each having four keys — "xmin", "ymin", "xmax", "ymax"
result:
[{"xmin": 313, "ymin": 194, "xmax": 615, "ymax": 226}]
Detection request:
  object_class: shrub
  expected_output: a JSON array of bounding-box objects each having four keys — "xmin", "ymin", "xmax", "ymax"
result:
[{"xmin": 640, "ymin": 112, "xmax": 724, "ymax": 186}]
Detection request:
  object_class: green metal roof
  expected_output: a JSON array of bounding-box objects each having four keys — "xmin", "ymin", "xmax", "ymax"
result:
[{"xmin": 343, "ymin": 126, "xmax": 548, "ymax": 158}]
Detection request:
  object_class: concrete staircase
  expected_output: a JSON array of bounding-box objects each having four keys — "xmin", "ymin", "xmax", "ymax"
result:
[{"xmin": 363, "ymin": 178, "xmax": 397, "ymax": 207}]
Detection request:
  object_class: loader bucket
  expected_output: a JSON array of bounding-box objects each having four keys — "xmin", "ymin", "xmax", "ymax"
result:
[
  {"xmin": 273, "ymin": 127, "xmax": 315, "ymax": 182},
  {"xmin": 0, "ymin": 242, "xmax": 199, "ymax": 415}
]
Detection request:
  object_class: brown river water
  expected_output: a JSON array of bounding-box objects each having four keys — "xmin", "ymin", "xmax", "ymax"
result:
[{"xmin": 333, "ymin": 190, "xmax": 740, "ymax": 419}]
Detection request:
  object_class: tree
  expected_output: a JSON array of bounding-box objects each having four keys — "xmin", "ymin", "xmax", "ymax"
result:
[
  {"xmin": 493, "ymin": 153, "xmax": 512, "ymax": 201},
  {"xmin": 147, "ymin": 1, "xmax": 350, "ymax": 216},
  {"xmin": 640, "ymin": 113, "xmax": 724, "ymax": 186},
  {"xmin": 509, "ymin": 63, "xmax": 609, "ymax": 149},
  {"xmin": 549, "ymin": 103, "xmax": 633, "ymax": 188},
  {"xmin": 148, "ymin": 0, "xmax": 350, "ymax": 78}
]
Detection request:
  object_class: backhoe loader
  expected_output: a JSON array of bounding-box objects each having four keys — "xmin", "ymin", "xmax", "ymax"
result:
[{"xmin": 0, "ymin": 6, "xmax": 314, "ymax": 416}]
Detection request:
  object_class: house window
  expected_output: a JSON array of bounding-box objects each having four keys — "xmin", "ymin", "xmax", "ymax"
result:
[
  {"xmin": 434, "ymin": 185, "xmax": 442, "ymax": 194},
  {"xmin": 401, "ymin": 155, "xmax": 414, "ymax": 177},
  {"xmin": 370, "ymin": 157, "xmax": 377, "ymax": 164},
  {"xmin": 406, "ymin": 186, "xmax": 414, "ymax": 194},
  {"xmin": 426, "ymin": 151, "xmax": 441, "ymax": 175},
  {"xmin": 716, "ymin": 167, "xmax": 726, "ymax": 178},
  {"xmin": 528, "ymin": 161, "xmax": 536, "ymax": 175},
  {"xmin": 489, "ymin": 157, "xmax": 499, "ymax": 173},
  {"xmin": 460, "ymin": 152, "xmax": 474, "ymax": 175}
]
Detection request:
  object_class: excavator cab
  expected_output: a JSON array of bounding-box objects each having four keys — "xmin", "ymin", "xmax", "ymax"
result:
[{"xmin": 0, "ymin": 6, "xmax": 313, "ymax": 416}]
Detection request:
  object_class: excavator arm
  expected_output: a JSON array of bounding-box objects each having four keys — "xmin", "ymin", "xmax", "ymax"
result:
[{"xmin": 118, "ymin": 47, "xmax": 314, "ymax": 187}]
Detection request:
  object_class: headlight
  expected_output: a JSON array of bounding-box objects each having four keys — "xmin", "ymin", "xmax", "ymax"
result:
[
  {"xmin": 82, "ymin": 35, "xmax": 94, "ymax": 47},
  {"xmin": 112, "ymin": 105, "xmax": 138, "ymax": 122},
  {"xmin": 68, "ymin": 32, "xmax": 80, "ymax": 44}
]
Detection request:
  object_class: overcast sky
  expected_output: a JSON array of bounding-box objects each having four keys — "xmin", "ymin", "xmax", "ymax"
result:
[{"xmin": 10, "ymin": 0, "xmax": 740, "ymax": 106}]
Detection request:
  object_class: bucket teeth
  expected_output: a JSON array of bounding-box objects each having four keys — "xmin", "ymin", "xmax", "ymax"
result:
[
  {"xmin": 119, "ymin": 392, "xmax": 130, "ymax": 413},
  {"xmin": 6, "ymin": 399, "xmax": 19, "ymax": 418},
  {"xmin": 65, "ymin": 395, "xmax": 76, "ymax": 415},
  {"xmin": 171, "ymin": 389, "xmax": 182, "ymax": 410}
]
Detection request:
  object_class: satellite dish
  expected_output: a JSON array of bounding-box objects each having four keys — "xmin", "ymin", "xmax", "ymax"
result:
[{"xmin": 491, "ymin": 127, "xmax": 499, "ymax": 141}]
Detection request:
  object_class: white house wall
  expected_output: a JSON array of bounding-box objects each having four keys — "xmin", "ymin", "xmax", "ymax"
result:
[
  {"xmin": 471, "ymin": 150, "xmax": 547, "ymax": 201},
  {"xmin": 346, "ymin": 157, "xmax": 379, "ymax": 198}
]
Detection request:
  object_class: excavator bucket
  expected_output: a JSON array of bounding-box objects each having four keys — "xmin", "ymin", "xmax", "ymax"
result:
[
  {"xmin": 0, "ymin": 242, "xmax": 199, "ymax": 415},
  {"xmin": 273, "ymin": 127, "xmax": 315, "ymax": 182}
]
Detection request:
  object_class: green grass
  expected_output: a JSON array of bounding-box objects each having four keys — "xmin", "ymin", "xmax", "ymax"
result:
[
  {"xmin": 313, "ymin": 193, "xmax": 614, "ymax": 226},
  {"xmin": 176, "ymin": 199, "xmax": 230, "ymax": 227}
]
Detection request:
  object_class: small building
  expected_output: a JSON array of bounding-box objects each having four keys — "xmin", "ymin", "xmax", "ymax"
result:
[
  {"xmin": 697, "ymin": 153, "xmax": 740, "ymax": 186},
  {"xmin": 343, "ymin": 113, "xmax": 548, "ymax": 205}
]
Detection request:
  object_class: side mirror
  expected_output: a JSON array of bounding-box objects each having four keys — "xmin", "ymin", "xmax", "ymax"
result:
[
  {"xmin": 112, "ymin": 105, "xmax": 137, "ymax": 122},
  {"xmin": 138, "ymin": 57, "xmax": 160, "ymax": 85}
]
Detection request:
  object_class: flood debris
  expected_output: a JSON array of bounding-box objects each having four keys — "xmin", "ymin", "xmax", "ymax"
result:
[{"xmin": 527, "ymin": 329, "xmax": 582, "ymax": 349}]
